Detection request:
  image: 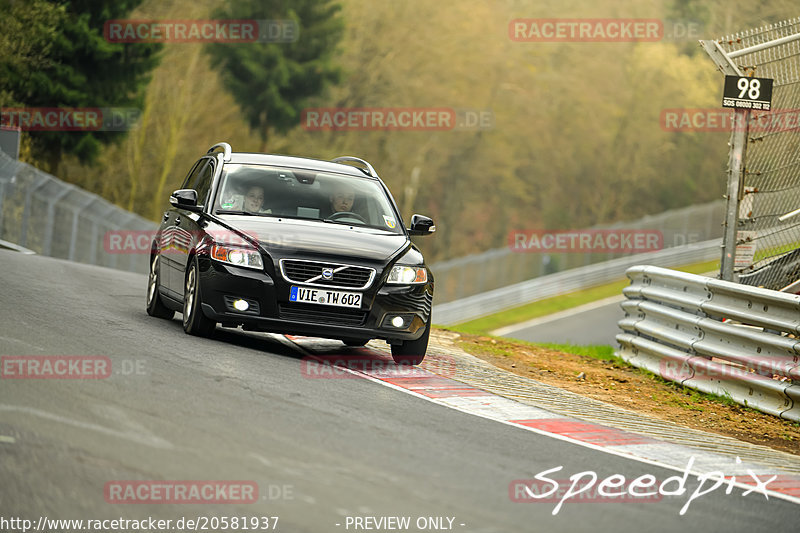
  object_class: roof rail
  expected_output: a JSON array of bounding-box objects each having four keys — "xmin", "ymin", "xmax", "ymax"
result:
[
  {"xmin": 331, "ymin": 156, "xmax": 377, "ymax": 178},
  {"xmin": 208, "ymin": 142, "xmax": 232, "ymax": 162}
]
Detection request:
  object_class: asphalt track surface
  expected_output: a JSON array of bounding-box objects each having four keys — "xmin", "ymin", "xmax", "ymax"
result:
[
  {"xmin": 1, "ymin": 250, "xmax": 798, "ymax": 532},
  {"xmin": 495, "ymin": 297, "xmax": 624, "ymax": 347}
]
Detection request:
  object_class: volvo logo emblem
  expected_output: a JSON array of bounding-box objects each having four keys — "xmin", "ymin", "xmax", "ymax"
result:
[{"xmin": 321, "ymin": 268, "xmax": 334, "ymax": 280}]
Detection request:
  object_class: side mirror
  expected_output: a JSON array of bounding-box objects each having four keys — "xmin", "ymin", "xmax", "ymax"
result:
[
  {"xmin": 407, "ymin": 214, "xmax": 435, "ymax": 236},
  {"xmin": 169, "ymin": 189, "xmax": 203, "ymax": 212}
]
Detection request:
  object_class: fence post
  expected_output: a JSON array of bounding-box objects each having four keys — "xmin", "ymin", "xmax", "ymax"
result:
[
  {"xmin": 69, "ymin": 197, "xmax": 99, "ymax": 261},
  {"xmin": 721, "ymin": 109, "xmax": 749, "ymax": 281},
  {"xmin": 43, "ymin": 186, "xmax": 73, "ymax": 256},
  {"xmin": 702, "ymin": 22, "xmax": 800, "ymax": 288},
  {"xmin": 20, "ymin": 175, "xmax": 50, "ymax": 248},
  {"xmin": 700, "ymin": 39, "xmax": 747, "ymax": 281},
  {"xmin": 0, "ymin": 179, "xmax": 6, "ymax": 238}
]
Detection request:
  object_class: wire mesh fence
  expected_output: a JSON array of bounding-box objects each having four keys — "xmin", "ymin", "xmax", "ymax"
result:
[
  {"xmin": 710, "ymin": 18, "xmax": 800, "ymax": 290},
  {"xmin": 0, "ymin": 149, "xmax": 156, "ymax": 273},
  {"xmin": 431, "ymin": 200, "xmax": 725, "ymax": 303}
]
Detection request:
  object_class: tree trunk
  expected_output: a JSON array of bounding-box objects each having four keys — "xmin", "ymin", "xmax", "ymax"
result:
[
  {"xmin": 46, "ymin": 150, "xmax": 62, "ymax": 176},
  {"xmin": 260, "ymin": 128, "xmax": 269, "ymax": 153}
]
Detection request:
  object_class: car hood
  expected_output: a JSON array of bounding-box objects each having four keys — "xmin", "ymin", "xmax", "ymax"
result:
[{"xmin": 217, "ymin": 215, "xmax": 409, "ymax": 263}]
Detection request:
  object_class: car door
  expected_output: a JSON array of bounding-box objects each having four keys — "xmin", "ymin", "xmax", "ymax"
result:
[
  {"xmin": 161, "ymin": 159, "xmax": 204, "ymax": 296},
  {"xmin": 172, "ymin": 157, "xmax": 215, "ymax": 295}
]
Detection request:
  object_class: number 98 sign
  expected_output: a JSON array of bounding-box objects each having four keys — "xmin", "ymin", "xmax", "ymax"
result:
[{"xmin": 722, "ymin": 75, "xmax": 773, "ymax": 111}]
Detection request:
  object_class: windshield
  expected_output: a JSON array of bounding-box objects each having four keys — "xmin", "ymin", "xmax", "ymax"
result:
[{"xmin": 213, "ymin": 164, "xmax": 403, "ymax": 234}]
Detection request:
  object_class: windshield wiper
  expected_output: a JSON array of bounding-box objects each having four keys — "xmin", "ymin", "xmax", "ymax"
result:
[
  {"xmin": 322, "ymin": 219, "xmax": 397, "ymax": 233},
  {"xmin": 216, "ymin": 210, "xmax": 271, "ymax": 216}
]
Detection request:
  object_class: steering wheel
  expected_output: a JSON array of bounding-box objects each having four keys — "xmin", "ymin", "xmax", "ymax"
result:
[{"xmin": 328, "ymin": 211, "xmax": 366, "ymax": 224}]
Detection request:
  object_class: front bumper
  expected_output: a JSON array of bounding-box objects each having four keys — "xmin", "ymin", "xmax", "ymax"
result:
[{"xmin": 196, "ymin": 256, "xmax": 433, "ymax": 342}]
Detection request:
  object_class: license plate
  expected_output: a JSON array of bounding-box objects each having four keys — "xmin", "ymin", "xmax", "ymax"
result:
[{"xmin": 289, "ymin": 286, "xmax": 362, "ymax": 308}]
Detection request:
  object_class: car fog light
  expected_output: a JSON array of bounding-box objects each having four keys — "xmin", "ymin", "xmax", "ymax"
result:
[
  {"xmin": 391, "ymin": 316, "xmax": 405, "ymax": 328},
  {"xmin": 233, "ymin": 299, "xmax": 249, "ymax": 312}
]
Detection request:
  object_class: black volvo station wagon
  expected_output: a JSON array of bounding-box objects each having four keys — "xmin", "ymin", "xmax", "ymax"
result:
[{"xmin": 146, "ymin": 143, "xmax": 436, "ymax": 364}]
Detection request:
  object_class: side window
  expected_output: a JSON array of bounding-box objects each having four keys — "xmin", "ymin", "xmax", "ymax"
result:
[
  {"xmin": 180, "ymin": 160, "xmax": 204, "ymax": 189},
  {"xmin": 191, "ymin": 160, "xmax": 215, "ymax": 207}
]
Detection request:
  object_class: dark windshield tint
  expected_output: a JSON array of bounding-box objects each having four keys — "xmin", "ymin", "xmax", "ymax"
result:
[{"xmin": 214, "ymin": 165, "xmax": 403, "ymax": 234}]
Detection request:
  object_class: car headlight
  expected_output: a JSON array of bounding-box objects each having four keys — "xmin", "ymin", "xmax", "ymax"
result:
[
  {"xmin": 386, "ymin": 265, "xmax": 427, "ymax": 284},
  {"xmin": 211, "ymin": 244, "xmax": 263, "ymax": 269}
]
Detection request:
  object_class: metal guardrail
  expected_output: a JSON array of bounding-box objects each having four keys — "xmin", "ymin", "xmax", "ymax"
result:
[
  {"xmin": 617, "ymin": 265, "xmax": 800, "ymax": 422},
  {"xmin": 432, "ymin": 238, "xmax": 722, "ymax": 325},
  {"xmin": 0, "ymin": 149, "xmax": 156, "ymax": 272}
]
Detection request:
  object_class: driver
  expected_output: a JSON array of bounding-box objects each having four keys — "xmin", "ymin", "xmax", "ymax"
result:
[
  {"xmin": 329, "ymin": 182, "xmax": 355, "ymax": 213},
  {"xmin": 243, "ymin": 185, "xmax": 270, "ymax": 213}
]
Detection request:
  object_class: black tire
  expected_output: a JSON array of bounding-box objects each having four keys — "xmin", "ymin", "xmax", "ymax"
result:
[
  {"xmin": 146, "ymin": 253, "xmax": 175, "ymax": 320},
  {"xmin": 390, "ymin": 317, "xmax": 430, "ymax": 366},
  {"xmin": 342, "ymin": 338, "xmax": 369, "ymax": 347},
  {"xmin": 182, "ymin": 258, "xmax": 216, "ymax": 337}
]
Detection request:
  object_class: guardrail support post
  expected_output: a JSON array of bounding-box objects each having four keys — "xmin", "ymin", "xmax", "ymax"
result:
[{"xmin": 721, "ymin": 109, "xmax": 749, "ymax": 281}]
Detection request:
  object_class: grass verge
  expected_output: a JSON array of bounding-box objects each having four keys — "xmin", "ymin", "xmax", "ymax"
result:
[{"xmin": 452, "ymin": 259, "xmax": 719, "ymax": 335}]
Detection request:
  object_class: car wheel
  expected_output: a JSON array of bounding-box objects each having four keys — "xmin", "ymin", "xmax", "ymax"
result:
[
  {"xmin": 390, "ymin": 317, "xmax": 430, "ymax": 366},
  {"xmin": 183, "ymin": 258, "xmax": 216, "ymax": 337},
  {"xmin": 146, "ymin": 253, "xmax": 175, "ymax": 320},
  {"xmin": 342, "ymin": 338, "xmax": 369, "ymax": 347}
]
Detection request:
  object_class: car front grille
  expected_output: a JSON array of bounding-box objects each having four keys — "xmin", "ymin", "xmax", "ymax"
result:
[
  {"xmin": 280, "ymin": 259, "xmax": 375, "ymax": 289},
  {"xmin": 278, "ymin": 303, "xmax": 367, "ymax": 327}
]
